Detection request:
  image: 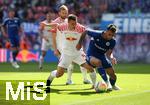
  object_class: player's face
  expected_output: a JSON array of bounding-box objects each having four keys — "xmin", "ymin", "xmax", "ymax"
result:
[
  {"xmin": 59, "ymin": 9, "xmax": 68, "ymax": 19},
  {"xmin": 46, "ymin": 13, "xmax": 51, "ymax": 22},
  {"xmin": 104, "ymin": 30, "xmax": 115, "ymax": 40},
  {"xmin": 68, "ymin": 20, "xmax": 76, "ymax": 30},
  {"xmin": 9, "ymin": 11, "xmax": 15, "ymax": 18}
]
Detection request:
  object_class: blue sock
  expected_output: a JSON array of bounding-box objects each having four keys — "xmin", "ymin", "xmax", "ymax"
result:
[
  {"xmin": 109, "ymin": 77, "xmax": 116, "ymax": 86},
  {"xmin": 12, "ymin": 50, "xmax": 19, "ymax": 62},
  {"xmin": 97, "ymin": 67, "xmax": 108, "ymax": 82}
]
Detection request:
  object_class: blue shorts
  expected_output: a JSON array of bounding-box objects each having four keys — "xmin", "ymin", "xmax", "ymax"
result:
[
  {"xmin": 86, "ymin": 55, "xmax": 112, "ymax": 69},
  {"xmin": 9, "ymin": 36, "xmax": 20, "ymax": 48}
]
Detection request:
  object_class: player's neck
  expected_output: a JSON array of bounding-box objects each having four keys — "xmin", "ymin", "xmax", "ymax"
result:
[
  {"xmin": 60, "ymin": 17, "xmax": 65, "ymax": 21},
  {"xmin": 68, "ymin": 27, "xmax": 75, "ymax": 31},
  {"xmin": 46, "ymin": 19, "xmax": 51, "ymax": 23}
]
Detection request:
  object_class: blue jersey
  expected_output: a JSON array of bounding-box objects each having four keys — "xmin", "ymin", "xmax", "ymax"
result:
[
  {"xmin": 2, "ymin": 17, "xmax": 21, "ymax": 38},
  {"xmin": 86, "ymin": 29, "xmax": 116, "ymax": 57}
]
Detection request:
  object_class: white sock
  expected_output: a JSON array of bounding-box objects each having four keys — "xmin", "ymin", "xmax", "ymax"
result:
[
  {"xmin": 39, "ymin": 55, "xmax": 43, "ymax": 67},
  {"xmin": 47, "ymin": 70, "xmax": 57, "ymax": 81},
  {"xmin": 80, "ymin": 67, "xmax": 88, "ymax": 81},
  {"xmin": 89, "ymin": 71, "xmax": 96, "ymax": 86},
  {"xmin": 67, "ymin": 64, "xmax": 74, "ymax": 81}
]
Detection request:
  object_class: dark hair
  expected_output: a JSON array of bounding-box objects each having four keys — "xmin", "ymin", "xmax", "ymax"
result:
[
  {"xmin": 68, "ymin": 14, "xmax": 77, "ymax": 21},
  {"xmin": 107, "ymin": 24, "xmax": 117, "ymax": 33}
]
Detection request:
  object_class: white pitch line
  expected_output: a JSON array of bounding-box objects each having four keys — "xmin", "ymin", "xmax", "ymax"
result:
[{"xmin": 64, "ymin": 90, "xmax": 150, "ymax": 105}]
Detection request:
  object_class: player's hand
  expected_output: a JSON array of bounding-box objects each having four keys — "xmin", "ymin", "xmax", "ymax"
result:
[
  {"xmin": 76, "ymin": 44, "xmax": 82, "ymax": 50},
  {"xmin": 54, "ymin": 49, "xmax": 60, "ymax": 57},
  {"xmin": 111, "ymin": 57, "xmax": 117, "ymax": 65}
]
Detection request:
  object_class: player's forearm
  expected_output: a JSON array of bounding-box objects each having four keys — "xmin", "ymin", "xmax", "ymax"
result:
[
  {"xmin": 78, "ymin": 31, "xmax": 86, "ymax": 45},
  {"xmin": 106, "ymin": 50, "xmax": 113, "ymax": 60},
  {"xmin": 52, "ymin": 32, "xmax": 57, "ymax": 51}
]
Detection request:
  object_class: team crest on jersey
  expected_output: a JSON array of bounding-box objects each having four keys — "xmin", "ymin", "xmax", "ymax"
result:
[
  {"xmin": 96, "ymin": 39, "xmax": 99, "ymax": 41},
  {"xmin": 106, "ymin": 42, "xmax": 110, "ymax": 46}
]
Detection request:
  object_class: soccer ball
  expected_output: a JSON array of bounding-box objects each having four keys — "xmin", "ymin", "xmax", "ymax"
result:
[{"xmin": 95, "ymin": 81, "xmax": 107, "ymax": 93}]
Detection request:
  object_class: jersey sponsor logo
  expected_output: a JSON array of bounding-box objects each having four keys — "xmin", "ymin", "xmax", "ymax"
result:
[
  {"xmin": 96, "ymin": 39, "xmax": 100, "ymax": 41},
  {"xmin": 94, "ymin": 43, "xmax": 107, "ymax": 51},
  {"xmin": 66, "ymin": 37, "xmax": 77, "ymax": 41},
  {"xmin": 15, "ymin": 20, "xmax": 18, "ymax": 23}
]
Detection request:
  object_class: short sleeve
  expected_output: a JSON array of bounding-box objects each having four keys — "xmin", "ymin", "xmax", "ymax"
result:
[{"xmin": 109, "ymin": 40, "xmax": 116, "ymax": 50}]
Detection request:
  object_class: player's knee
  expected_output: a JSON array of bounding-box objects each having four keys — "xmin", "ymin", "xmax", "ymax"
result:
[{"xmin": 56, "ymin": 71, "xmax": 64, "ymax": 77}]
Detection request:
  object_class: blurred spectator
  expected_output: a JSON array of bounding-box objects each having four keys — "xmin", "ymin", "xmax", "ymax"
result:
[{"xmin": 0, "ymin": 0, "xmax": 150, "ymax": 49}]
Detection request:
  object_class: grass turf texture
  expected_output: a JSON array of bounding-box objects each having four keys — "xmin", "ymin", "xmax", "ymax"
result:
[{"xmin": 0, "ymin": 63, "xmax": 150, "ymax": 105}]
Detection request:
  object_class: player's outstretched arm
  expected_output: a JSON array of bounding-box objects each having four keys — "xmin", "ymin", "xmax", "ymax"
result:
[{"xmin": 86, "ymin": 28, "xmax": 102, "ymax": 37}]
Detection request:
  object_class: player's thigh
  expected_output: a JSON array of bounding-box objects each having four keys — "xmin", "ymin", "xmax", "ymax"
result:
[
  {"xmin": 9, "ymin": 37, "xmax": 19, "ymax": 50},
  {"xmin": 73, "ymin": 54, "xmax": 86, "ymax": 66},
  {"xmin": 73, "ymin": 55, "xmax": 94, "ymax": 72},
  {"xmin": 58, "ymin": 54, "xmax": 74, "ymax": 69},
  {"xmin": 86, "ymin": 56, "xmax": 102, "ymax": 67},
  {"xmin": 101, "ymin": 56, "xmax": 112, "ymax": 70}
]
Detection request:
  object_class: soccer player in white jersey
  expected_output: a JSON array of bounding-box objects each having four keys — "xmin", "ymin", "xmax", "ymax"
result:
[
  {"xmin": 39, "ymin": 12, "xmax": 57, "ymax": 69},
  {"xmin": 47, "ymin": 14, "xmax": 96, "ymax": 87},
  {"xmin": 52, "ymin": 5, "xmax": 91, "ymax": 85}
]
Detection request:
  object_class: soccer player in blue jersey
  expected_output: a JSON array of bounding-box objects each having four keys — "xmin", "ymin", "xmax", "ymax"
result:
[
  {"xmin": 1, "ymin": 9, "xmax": 23, "ymax": 68},
  {"xmin": 77, "ymin": 24, "xmax": 120, "ymax": 90}
]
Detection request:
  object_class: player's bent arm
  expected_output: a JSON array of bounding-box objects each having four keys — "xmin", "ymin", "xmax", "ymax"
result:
[
  {"xmin": 52, "ymin": 32, "xmax": 58, "ymax": 51},
  {"xmin": 76, "ymin": 31, "xmax": 87, "ymax": 50},
  {"xmin": 51, "ymin": 29, "xmax": 60, "ymax": 57},
  {"xmin": 106, "ymin": 49, "xmax": 117, "ymax": 65}
]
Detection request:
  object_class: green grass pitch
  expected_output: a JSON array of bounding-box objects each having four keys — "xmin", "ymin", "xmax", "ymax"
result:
[{"xmin": 0, "ymin": 62, "xmax": 150, "ymax": 105}]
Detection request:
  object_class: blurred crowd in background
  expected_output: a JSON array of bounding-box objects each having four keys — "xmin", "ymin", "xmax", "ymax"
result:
[
  {"xmin": 0, "ymin": 0, "xmax": 150, "ymax": 62},
  {"xmin": 0, "ymin": 0, "xmax": 150, "ymax": 24}
]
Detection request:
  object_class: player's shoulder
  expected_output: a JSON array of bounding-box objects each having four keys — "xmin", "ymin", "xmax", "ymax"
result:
[
  {"xmin": 3, "ymin": 18, "xmax": 10, "ymax": 22},
  {"xmin": 52, "ymin": 17, "xmax": 60, "ymax": 23},
  {"xmin": 76, "ymin": 23, "xmax": 85, "ymax": 33},
  {"xmin": 110, "ymin": 38, "xmax": 116, "ymax": 45},
  {"xmin": 57, "ymin": 22, "xmax": 68, "ymax": 31}
]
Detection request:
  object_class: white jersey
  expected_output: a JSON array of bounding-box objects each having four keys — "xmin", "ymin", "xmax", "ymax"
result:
[
  {"xmin": 52, "ymin": 17, "xmax": 67, "ymax": 52},
  {"xmin": 55, "ymin": 22, "xmax": 85, "ymax": 56}
]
